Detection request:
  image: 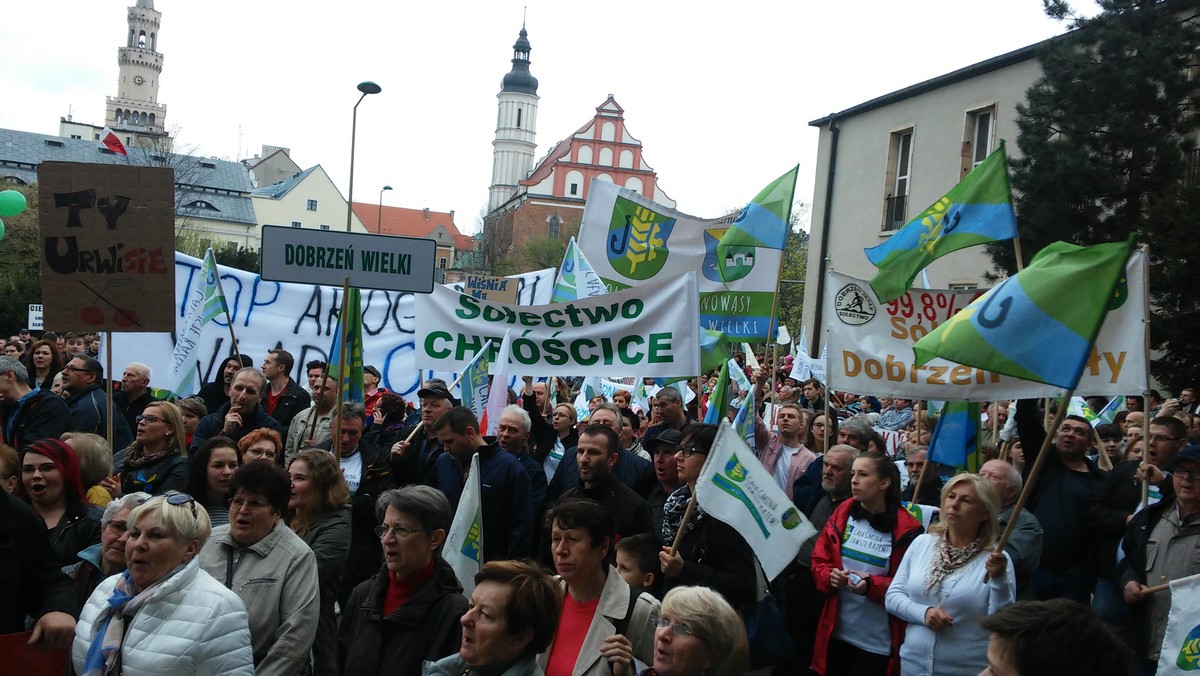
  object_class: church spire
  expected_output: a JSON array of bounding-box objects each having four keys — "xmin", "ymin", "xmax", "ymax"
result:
[
  {"xmin": 501, "ymin": 25, "xmax": 538, "ymax": 95},
  {"xmin": 489, "ymin": 23, "xmax": 540, "ymax": 212},
  {"xmin": 105, "ymin": 0, "xmax": 168, "ymax": 143}
]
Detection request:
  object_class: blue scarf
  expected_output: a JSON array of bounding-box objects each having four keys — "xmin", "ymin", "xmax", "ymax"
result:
[{"xmin": 83, "ymin": 571, "xmax": 138, "ymax": 675}]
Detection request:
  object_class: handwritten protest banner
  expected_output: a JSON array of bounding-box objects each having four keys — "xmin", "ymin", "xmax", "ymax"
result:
[
  {"xmin": 415, "ymin": 272, "xmax": 701, "ymax": 378},
  {"xmin": 823, "ymin": 250, "xmax": 1146, "ymax": 399}
]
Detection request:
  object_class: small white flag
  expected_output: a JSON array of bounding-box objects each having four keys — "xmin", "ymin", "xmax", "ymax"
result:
[
  {"xmin": 1158, "ymin": 573, "xmax": 1200, "ymax": 672},
  {"xmin": 443, "ymin": 453, "xmax": 484, "ymax": 597},
  {"xmin": 696, "ymin": 422, "xmax": 817, "ymax": 579},
  {"xmin": 483, "ymin": 329, "xmax": 513, "ymax": 436}
]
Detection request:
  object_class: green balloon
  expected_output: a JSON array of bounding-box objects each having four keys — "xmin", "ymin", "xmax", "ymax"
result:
[{"xmin": 0, "ymin": 190, "xmax": 25, "ymax": 218}]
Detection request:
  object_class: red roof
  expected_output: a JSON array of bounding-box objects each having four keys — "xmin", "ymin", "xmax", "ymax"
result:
[{"xmin": 350, "ymin": 203, "xmax": 462, "ymax": 239}]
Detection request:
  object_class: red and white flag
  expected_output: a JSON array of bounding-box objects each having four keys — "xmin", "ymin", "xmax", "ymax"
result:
[
  {"xmin": 482, "ymin": 329, "xmax": 513, "ymax": 436},
  {"xmin": 99, "ymin": 127, "xmax": 127, "ymax": 156}
]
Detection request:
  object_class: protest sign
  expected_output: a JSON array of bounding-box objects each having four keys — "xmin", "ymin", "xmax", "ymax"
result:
[
  {"xmin": 261, "ymin": 225, "xmax": 436, "ymax": 293},
  {"xmin": 577, "ymin": 180, "xmax": 781, "ymax": 339},
  {"xmin": 109, "ymin": 252, "xmax": 554, "ymax": 398},
  {"xmin": 27, "ymin": 304, "xmax": 43, "ymax": 331},
  {"xmin": 415, "ymin": 272, "xmax": 701, "ymax": 378},
  {"xmin": 38, "ymin": 162, "xmax": 175, "ymax": 332},
  {"xmin": 460, "ymin": 274, "xmax": 518, "ymax": 303},
  {"xmin": 696, "ymin": 422, "xmax": 816, "ymax": 579},
  {"xmin": 823, "ymin": 249, "xmax": 1146, "ymax": 399}
]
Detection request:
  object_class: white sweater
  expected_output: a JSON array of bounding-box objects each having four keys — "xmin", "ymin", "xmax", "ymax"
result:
[
  {"xmin": 884, "ymin": 533, "xmax": 1016, "ymax": 676},
  {"xmin": 72, "ymin": 558, "xmax": 254, "ymax": 676}
]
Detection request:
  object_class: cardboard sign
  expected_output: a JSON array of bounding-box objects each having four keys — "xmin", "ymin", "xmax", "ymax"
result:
[
  {"xmin": 37, "ymin": 162, "xmax": 175, "ymax": 332},
  {"xmin": 460, "ymin": 274, "xmax": 519, "ymax": 303},
  {"xmin": 27, "ymin": 304, "xmax": 43, "ymax": 331},
  {"xmin": 260, "ymin": 225, "xmax": 437, "ymax": 293}
]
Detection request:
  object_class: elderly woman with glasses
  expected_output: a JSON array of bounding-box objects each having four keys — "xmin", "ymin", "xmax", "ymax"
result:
[
  {"xmin": 657, "ymin": 423, "xmax": 756, "ymax": 612},
  {"xmin": 614, "ymin": 585, "xmax": 745, "ymax": 676},
  {"xmin": 108, "ymin": 401, "xmax": 190, "ymax": 498},
  {"xmin": 72, "ymin": 491, "xmax": 254, "ymax": 675},
  {"xmin": 64, "ymin": 491, "xmax": 151, "ymax": 608},
  {"xmin": 424, "ymin": 560, "xmax": 563, "ymax": 676},
  {"xmin": 339, "ymin": 486, "xmax": 468, "ymax": 676},
  {"xmin": 197, "ymin": 461, "xmax": 319, "ymax": 676}
]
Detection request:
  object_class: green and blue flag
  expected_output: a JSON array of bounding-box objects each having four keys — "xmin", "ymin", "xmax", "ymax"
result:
[
  {"xmin": 928, "ymin": 401, "xmax": 982, "ymax": 472},
  {"xmin": 552, "ymin": 237, "xmax": 607, "ymax": 303},
  {"xmin": 913, "ymin": 238, "xmax": 1134, "ymax": 390},
  {"xmin": 716, "ymin": 166, "xmax": 798, "ymax": 283},
  {"xmin": 328, "ymin": 287, "xmax": 364, "ymax": 404},
  {"xmin": 866, "ymin": 144, "xmax": 1018, "ymax": 302}
]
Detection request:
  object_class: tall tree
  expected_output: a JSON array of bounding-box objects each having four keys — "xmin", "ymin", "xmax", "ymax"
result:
[
  {"xmin": 0, "ymin": 184, "xmax": 41, "ymax": 336},
  {"xmin": 988, "ymin": 0, "xmax": 1200, "ymax": 391}
]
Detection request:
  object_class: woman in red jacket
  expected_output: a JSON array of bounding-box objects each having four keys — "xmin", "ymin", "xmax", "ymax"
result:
[{"xmin": 811, "ymin": 451, "xmax": 922, "ymax": 676}]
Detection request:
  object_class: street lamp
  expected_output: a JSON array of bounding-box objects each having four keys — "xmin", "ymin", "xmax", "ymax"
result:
[
  {"xmin": 345, "ymin": 80, "xmax": 382, "ymax": 232},
  {"xmin": 378, "ymin": 185, "xmax": 393, "ymax": 233}
]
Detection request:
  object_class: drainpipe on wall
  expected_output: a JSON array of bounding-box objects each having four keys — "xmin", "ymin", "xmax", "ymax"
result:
[{"xmin": 811, "ymin": 116, "xmax": 839, "ymax": 358}]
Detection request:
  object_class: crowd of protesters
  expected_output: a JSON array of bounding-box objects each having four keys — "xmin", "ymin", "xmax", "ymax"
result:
[{"xmin": 1, "ymin": 329, "xmax": 1187, "ymax": 675}]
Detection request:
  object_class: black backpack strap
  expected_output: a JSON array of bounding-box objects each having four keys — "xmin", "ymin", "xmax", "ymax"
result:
[{"xmin": 611, "ymin": 583, "xmax": 642, "ymax": 638}]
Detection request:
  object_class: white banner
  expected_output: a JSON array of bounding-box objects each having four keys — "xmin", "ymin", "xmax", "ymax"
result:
[
  {"xmin": 1159, "ymin": 573, "xmax": 1200, "ymax": 672},
  {"xmin": 109, "ymin": 252, "xmax": 554, "ymax": 399},
  {"xmin": 696, "ymin": 422, "xmax": 817, "ymax": 580},
  {"xmin": 443, "ymin": 453, "xmax": 483, "ymax": 598},
  {"xmin": 415, "ymin": 272, "xmax": 701, "ymax": 378},
  {"xmin": 823, "ymin": 250, "xmax": 1146, "ymax": 400},
  {"xmin": 577, "ymin": 181, "xmax": 781, "ymax": 339}
]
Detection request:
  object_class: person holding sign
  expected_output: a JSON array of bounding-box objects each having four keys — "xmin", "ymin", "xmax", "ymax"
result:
[
  {"xmin": 810, "ymin": 452, "xmax": 922, "ymax": 676},
  {"xmin": 885, "ymin": 474, "xmax": 1015, "ymax": 675}
]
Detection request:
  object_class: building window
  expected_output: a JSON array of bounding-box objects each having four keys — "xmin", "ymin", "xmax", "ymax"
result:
[
  {"xmin": 548, "ymin": 215, "xmax": 562, "ymax": 239},
  {"xmin": 306, "ymin": 199, "xmax": 318, "ymax": 211},
  {"xmin": 291, "ymin": 221, "xmax": 302, "ymax": 228},
  {"xmin": 569, "ymin": 183, "xmax": 578, "ymax": 196},
  {"xmin": 70, "ymin": 134, "xmax": 82, "ymax": 140},
  {"xmin": 948, "ymin": 282, "xmax": 979, "ymax": 291},
  {"xmin": 883, "ymin": 129, "xmax": 914, "ymax": 231},
  {"xmin": 320, "ymin": 224, "xmax": 331, "ymax": 231},
  {"xmin": 516, "ymin": 107, "xmax": 522, "ymax": 128},
  {"xmin": 439, "ymin": 257, "xmax": 448, "ymax": 269},
  {"xmin": 963, "ymin": 106, "xmax": 996, "ymax": 177}
]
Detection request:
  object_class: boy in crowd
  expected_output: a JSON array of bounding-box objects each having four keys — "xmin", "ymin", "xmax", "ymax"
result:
[{"xmin": 615, "ymin": 532, "xmax": 664, "ymax": 600}]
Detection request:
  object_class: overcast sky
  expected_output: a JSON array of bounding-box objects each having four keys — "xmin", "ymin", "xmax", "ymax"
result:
[{"xmin": 2, "ymin": 1, "xmax": 1097, "ymax": 233}]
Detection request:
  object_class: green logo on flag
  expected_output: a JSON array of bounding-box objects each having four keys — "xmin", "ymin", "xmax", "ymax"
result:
[
  {"xmin": 461, "ymin": 511, "xmax": 483, "ymax": 564},
  {"xmin": 606, "ymin": 197, "xmax": 674, "ymax": 280},
  {"xmin": 782, "ymin": 508, "xmax": 802, "ymax": 530},
  {"xmin": 1177, "ymin": 623, "xmax": 1200, "ymax": 670},
  {"xmin": 1109, "ymin": 270, "xmax": 1129, "ymax": 310},
  {"xmin": 712, "ymin": 452, "xmax": 768, "ymax": 537},
  {"xmin": 723, "ymin": 456, "xmax": 748, "ymax": 482}
]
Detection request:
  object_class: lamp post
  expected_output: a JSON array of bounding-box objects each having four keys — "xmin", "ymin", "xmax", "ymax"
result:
[
  {"xmin": 345, "ymin": 80, "xmax": 382, "ymax": 232},
  {"xmin": 377, "ymin": 185, "xmax": 392, "ymax": 233}
]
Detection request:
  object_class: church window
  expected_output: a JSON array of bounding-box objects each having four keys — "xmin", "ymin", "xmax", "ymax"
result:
[
  {"xmin": 129, "ymin": 29, "xmax": 135, "ymax": 48},
  {"xmin": 150, "ymin": 32, "xmax": 156, "ymax": 50},
  {"xmin": 569, "ymin": 183, "xmax": 578, "ymax": 196},
  {"xmin": 439, "ymin": 257, "xmax": 448, "ymax": 269},
  {"xmin": 619, "ymin": 150, "xmax": 634, "ymax": 169},
  {"xmin": 149, "ymin": 113, "xmax": 156, "ymax": 127},
  {"xmin": 516, "ymin": 107, "xmax": 522, "ymax": 128},
  {"xmin": 138, "ymin": 31, "xmax": 147, "ymax": 48},
  {"xmin": 625, "ymin": 177, "xmax": 643, "ymax": 194},
  {"xmin": 598, "ymin": 148, "xmax": 613, "ymax": 166},
  {"xmin": 601, "ymin": 122, "xmax": 616, "ymax": 142},
  {"xmin": 577, "ymin": 145, "xmax": 593, "ymax": 164},
  {"xmin": 548, "ymin": 215, "xmax": 561, "ymax": 239},
  {"xmin": 306, "ymin": 199, "xmax": 318, "ymax": 211},
  {"xmin": 565, "ymin": 170, "xmax": 584, "ymax": 197}
]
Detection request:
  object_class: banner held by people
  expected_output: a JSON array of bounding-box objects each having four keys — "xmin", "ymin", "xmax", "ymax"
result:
[
  {"xmin": 443, "ymin": 453, "xmax": 484, "ymax": 598},
  {"xmin": 415, "ymin": 271, "xmax": 700, "ymax": 378},
  {"xmin": 696, "ymin": 422, "xmax": 817, "ymax": 579}
]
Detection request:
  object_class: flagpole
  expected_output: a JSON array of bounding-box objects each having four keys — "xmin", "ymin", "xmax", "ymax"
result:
[
  {"xmin": 400, "ymin": 363, "xmax": 476, "ymax": 445},
  {"xmin": 1140, "ymin": 244, "xmax": 1152, "ymax": 510},
  {"xmin": 333, "ymin": 277, "xmax": 351, "ymax": 459},
  {"xmin": 765, "ymin": 170, "xmax": 799, "ymax": 413},
  {"xmin": 988, "ymin": 388, "xmax": 1075, "ymax": 581},
  {"xmin": 1011, "ymin": 236, "xmax": 1026, "ymax": 272},
  {"xmin": 822, "ymin": 394, "xmax": 831, "ymax": 454},
  {"xmin": 105, "ymin": 332, "xmax": 114, "ymax": 451}
]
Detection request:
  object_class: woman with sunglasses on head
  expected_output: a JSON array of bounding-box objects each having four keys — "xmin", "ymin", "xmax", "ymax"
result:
[
  {"xmin": 810, "ymin": 452, "xmax": 923, "ymax": 676},
  {"xmin": 339, "ymin": 486, "xmax": 468, "ymax": 676},
  {"xmin": 184, "ymin": 436, "xmax": 240, "ymax": 527},
  {"xmin": 19, "ymin": 438, "xmax": 103, "ymax": 566},
  {"xmin": 657, "ymin": 423, "xmax": 756, "ymax": 612},
  {"xmin": 287, "ymin": 448, "xmax": 351, "ymax": 676},
  {"xmin": 613, "ymin": 585, "xmax": 745, "ymax": 676},
  {"xmin": 109, "ymin": 401, "xmax": 190, "ymax": 498},
  {"xmin": 197, "ymin": 461, "xmax": 319, "ymax": 676},
  {"xmin": 72, "ymin": 491, "xmax": 254, "ymax": 675}
]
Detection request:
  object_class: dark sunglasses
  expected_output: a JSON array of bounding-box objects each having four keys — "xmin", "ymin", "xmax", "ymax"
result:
[{"xmin": 166, "ymin": 492, "xmax": 198, "ymax": 519}]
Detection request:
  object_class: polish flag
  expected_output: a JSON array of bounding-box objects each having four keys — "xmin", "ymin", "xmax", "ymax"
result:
[{"xmin": 99, "ymin": 127, "xmax": 127, "ymax": 156}]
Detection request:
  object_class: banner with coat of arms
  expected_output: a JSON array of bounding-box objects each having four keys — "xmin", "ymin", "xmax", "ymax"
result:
[{"xmin": 577, "ymin": 179, "xmax": 784, "ymax": 340}]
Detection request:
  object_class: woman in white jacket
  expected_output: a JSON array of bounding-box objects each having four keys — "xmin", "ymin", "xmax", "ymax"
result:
[
  {"xmin": 73, "ymin": 491, "xmax": 254, "ymax": 676},
  {"xmin": 884, "ymin": 473, "xmax": 1016, "ymax": 676}
]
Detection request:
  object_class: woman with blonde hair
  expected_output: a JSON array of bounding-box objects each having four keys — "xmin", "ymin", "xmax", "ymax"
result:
[
  {"xmin": 287, "ymin": 448, "xmax": 351, "ymax": 675},
  {"xmin": 62, "ymin": 432, "xmax": 113, "ymax": 508},
  {"xmin": 108, "ymin": 401, "xmax": 189, "ymax": 497},
  {"xmin": 885, "ymin": 473, "xmax": 1016, "ymax": 675},
  {"xmin": 615, "ymin": 585, "xmax": 748, "ymax": 676}
]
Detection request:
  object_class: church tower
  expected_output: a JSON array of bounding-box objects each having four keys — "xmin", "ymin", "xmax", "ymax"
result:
[
  {"xmin": 488, "ymin": 25, "xmax": 539, "ymax": 212},
  {"xmin": 105, "ymin": 0, "xmax": 168, "ymax": 141}
]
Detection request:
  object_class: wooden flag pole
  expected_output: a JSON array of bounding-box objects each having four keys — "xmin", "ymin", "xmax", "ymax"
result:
[
  {"xmin": 822, "ymin": 394, "xmax": 831, "ymax": 454},
  {"xmin": 401, "ymin": 369, "xmax": 474, "ymax": 445},
  {"xmin": 987, "ymin": 389, "xmax": 1075, "ymax": 580},
  {"xmin": 911, "ymin": 451, "xmax": 931, "ymax": 503},
  {"xmin": 1139, "ymin": 245, "xmax": 1152, "ymax": 510},
  {"xmin": 105, "ymin": 332, "xmax": 114, "ymax": 452},
  {"xmin": 1012, "ymin": 236, "xmax": 1026, "ymax": 272}
]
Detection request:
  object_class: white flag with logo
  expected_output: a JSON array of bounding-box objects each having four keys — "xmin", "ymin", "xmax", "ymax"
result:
[
  {"xmin": 696, "ymin": 422, "xmax": 817, "ymax": 579},
  {"xmin": 1159, "ymin": 572, "xmax": 1200, "ymax": 672},
  {"xmin": 443, "ymin": 453, "xmax": 484, "ymax": 597}
]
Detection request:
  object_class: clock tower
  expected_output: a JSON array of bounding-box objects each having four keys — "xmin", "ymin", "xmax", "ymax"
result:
[{"xmin": 104, "ymin": 0, "xmax": 168, "ymax": 140}]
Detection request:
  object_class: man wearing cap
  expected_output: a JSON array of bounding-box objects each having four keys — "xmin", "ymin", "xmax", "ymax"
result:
[
  {"xmin": 0, "ymin": 355, "xmax": 69, "ymax": 449},
  {"xmin": 362, "ymin": 365, "xmax": 387, "ymax": 418},
  {"xmin": 63, "ymin": 355, "xmax": 132, "ymax": 450},
  {"xmin": 1121, "ymin": 443, "xmax": 1200, "ymax": 671},
  {"xmin": 261, "ymin": 349, "xmax": 311, "ymax": 429},
  {"xmin": 390, "ymin": 381, "xmax": 457, "ymax": 486},
  {"xmin": 644, "ymin": 427, "xmax": 682, "ymax": 534}
]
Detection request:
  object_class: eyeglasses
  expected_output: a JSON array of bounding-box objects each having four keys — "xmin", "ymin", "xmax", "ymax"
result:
[
  {"xmin": 1150, "ymin": 434, "xmax": 1182, "ymax": 443},
  {"xmin": 375, "ymin": 523, "xmax": 432, "ymax": 539},
  {"xmin": 165, "ymin": 492, "xmax": 198, "ymax": 519},
  {"xmin": 1173, "ymin": 469, "xmax": 1200, "ymax": 481},
  {"xmin": 21, "ymin": 463, "xmax": 58, "ymax": 475},
  {"xmin": 679, "ymin": 445, "xmax": 707, "ymax": 458},
  {"xmin": 230, "ymin": 495, "xmax": 271, "ymax": 511},
  {"xmin": 136, "ymin": 414, "xmax": 164, "ymax": 425},
  {"xmin": 654, "ymin": 617, "xmax": 696, "ymax": 638},
  {"xmin": 62, "ymin": 365, "xmax": 90, "ymax": 373}
]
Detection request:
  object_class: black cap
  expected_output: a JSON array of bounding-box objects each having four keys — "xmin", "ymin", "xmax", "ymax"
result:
[
  {"xmin": 19, "ymin": 328, "xmax": 29, "ymax": 333},
  {"xmin": 364, "ymin": 365, "xmax": 381, "ymax": 379},
  {"xmin": 1166, "ymin": 443, "xmax": 1200, "ymax": 468},
  {"xmin": 417, "ymin": 385, "xmax": 459, "ymax": 407},
  {"xmin": 646, "ymin": 428, "xmax": 681, "ymax": 452}
]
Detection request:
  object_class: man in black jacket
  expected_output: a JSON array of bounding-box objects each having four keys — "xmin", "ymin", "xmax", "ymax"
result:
[
  {"xmin": 63, "ymin": 356, "xmax": 132, "ymax": 451},
  {"xmin": 0, "ymin": 356, "xmax": 69, "ymax": 450},
  {"xmin": 261, "ymin": 349, "xmax": 311, "ymax": 430},
  {"xmin": 189, "ymin": 367, "xmax": 283, "ymax": 452},
  {"xmin": 0, "ymin": 490, "xmax": 78, "ymax": 650},
  {"xmin": 389, "ymin": 383, "xmax": 456, "ymax": 486},
  {"xmin": 560, "ymin": 424, "xmax": 652, "ymax": 543}
]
